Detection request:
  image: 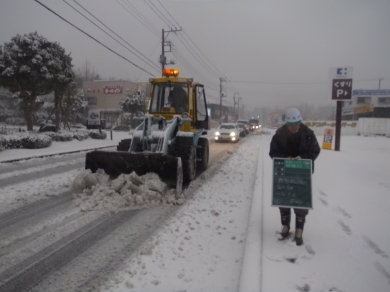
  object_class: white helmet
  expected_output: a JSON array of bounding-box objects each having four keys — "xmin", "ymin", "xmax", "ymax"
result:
[{"xmin": 284, "ymin": 108, "xmax": 302, "ymax": 126}]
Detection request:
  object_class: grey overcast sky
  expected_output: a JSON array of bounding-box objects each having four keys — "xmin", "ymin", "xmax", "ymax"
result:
[{"xmin": 1, "ymin": 0, "xmax": 389, "ymax": 109}]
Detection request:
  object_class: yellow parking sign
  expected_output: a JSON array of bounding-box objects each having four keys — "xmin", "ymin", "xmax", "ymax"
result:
[{"xmin": 322, "ymin": 128, "xmax": 333, "ymax": 150}]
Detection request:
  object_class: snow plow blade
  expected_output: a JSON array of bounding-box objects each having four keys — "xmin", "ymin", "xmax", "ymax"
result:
[{"xmin": 85, "ymin": 151, "xmax": 183, "ymax": 196}]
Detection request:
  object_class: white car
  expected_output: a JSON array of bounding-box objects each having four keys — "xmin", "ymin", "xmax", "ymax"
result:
[{"xmin": 214, "ymin": 123, "xmax": 240, "ymax": 143}]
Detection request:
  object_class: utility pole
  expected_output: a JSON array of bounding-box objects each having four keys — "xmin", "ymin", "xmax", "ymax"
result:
[
  {"xmin": 219, "ymin": 78, "xmax": 227, "ymax": 124},
  {"xmin": 379, "ymin": 78, "xmax": 383, "ymax": 89},
  {"xmin": 233, "ymin": 93, "xmax": 238, "ymax": 120},
  {"xmin": 237, "ymin": 96, "xmax": 242, "ymax": 120},
  {"xmin": 160, "ymin": 28, "xmax": 181, "ymax": 74}
]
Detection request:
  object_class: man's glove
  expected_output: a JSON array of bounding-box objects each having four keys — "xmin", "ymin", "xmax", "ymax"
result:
[{"xmin": 293, "ymin": 156, "xmax": 301, "ymax": 160}]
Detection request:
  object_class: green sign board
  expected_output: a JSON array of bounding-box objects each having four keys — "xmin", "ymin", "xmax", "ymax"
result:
[{"xmin": 272, "ymin": 158, "xmax": 312, "ymax": 209}]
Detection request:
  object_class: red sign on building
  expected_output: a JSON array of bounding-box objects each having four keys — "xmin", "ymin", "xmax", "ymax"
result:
[{"xmin": 103, "ymin": 85, "xmax": 123, "ymax": 94}]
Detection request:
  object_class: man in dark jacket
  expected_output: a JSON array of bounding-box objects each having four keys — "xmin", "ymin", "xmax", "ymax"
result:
[{"xmin": 269, "ymin": 108, "xmax": 321, "ymax": 246}]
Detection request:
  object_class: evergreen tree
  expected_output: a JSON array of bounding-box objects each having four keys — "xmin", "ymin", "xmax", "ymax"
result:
[
  {"xmin": 0, "ymin": 32, "xmax": 74, "ymax": 131},
  {"xmin": 120, "ymin": 93, "xmax": 146, "ymax": 114}
]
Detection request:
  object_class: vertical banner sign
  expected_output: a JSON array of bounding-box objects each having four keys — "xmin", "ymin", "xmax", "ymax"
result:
[
  {"xmin": 272, "ymin": 158, "xmax": 313, "ymax": 209},
  {"xmin": 322, "ymin": 128, "xmax": 334, "ymax": 150}
]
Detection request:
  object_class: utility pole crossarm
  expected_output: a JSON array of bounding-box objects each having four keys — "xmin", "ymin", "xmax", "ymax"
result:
[{"xmin": 160, "ymin": 28, "xmax": 182, "ymax": 73}]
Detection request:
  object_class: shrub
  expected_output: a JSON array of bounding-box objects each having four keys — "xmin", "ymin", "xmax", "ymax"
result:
[
  {"xmin": 0, "ymin": 128, "xmax": 106, "ymax": 152},
  {"xmin": 72, "ymin": 129, "xmax": 89, "ymax": 141},
  {"xmin": 0, "ymin": 133, "xmax": 52, "ymax": 149},
  {"xmin": 89, "ymin": 130, "xmax": 107, "ymax": 140},
  {"xmin": 43, "ymin": 131, "xmax": 74, "ymax": 142}
]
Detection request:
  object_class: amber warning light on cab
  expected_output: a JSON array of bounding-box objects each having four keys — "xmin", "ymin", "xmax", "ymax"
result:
[{"xmin": 163, "ymin": 68, "xmax": 179, "ymax": 77}]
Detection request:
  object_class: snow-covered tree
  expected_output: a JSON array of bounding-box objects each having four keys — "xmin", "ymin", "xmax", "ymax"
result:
[
  {"xmin": 50, "ymin": 44, "xmax": 75, "ymax": 131},
  {"xmin": 0, "ymin": 32, "xmax": 74, "ymax": 131},
  {"xmin": 120, "ymin": 93, "xmax": 146, "ymax": 113},
  {"xmin": 61, "ymin": 88, "xmax": 87, "ymax": 129}
]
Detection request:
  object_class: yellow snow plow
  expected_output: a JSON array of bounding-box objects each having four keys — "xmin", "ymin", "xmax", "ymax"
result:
[{"xmin": 85, "ymin": 69, "xmax": 210, "ymax": 198}]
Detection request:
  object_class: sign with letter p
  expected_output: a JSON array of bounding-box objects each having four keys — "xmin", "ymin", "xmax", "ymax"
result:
[{"xmin": 332, "ymin": 79, "xmax": 352, "ymax": 100}]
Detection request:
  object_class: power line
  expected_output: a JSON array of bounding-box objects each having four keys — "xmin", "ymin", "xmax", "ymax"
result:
[
  {"xmin": 175, "ymin": 33, "xmax": 221, "ymax": 79},
  {"xmin": 172, "ymin": 46, "xmax": 219, "ymax": 88},
  {"xmin": 120, "ymin": 0, "xmax": 160, "ymax": 37},
  {"xmin": 135, "ymin": 39, "xmax": 161, "ymax": 83},
  {"xmin": 229, "ymin": 80, "xmax": 327, "ymax": 85},
  {"xmin": 156, "ymin": 0, "xmax": 225, "ymax": 77},
  {"xmin": 128, "ymin": 0, "xmax": 228, "ymax": 88},
  {"xmin": 143, "ymin": 0, "xmax": 172, "ymax": 29},
  {"xmin": 228, "ymin": 78, "xmax": 390, "ymax": 85},
  {"xmin": 148, "ymin": 0, "xmax": 177, "ymax": 29},
  {"xmin": 181, "ymin": 29, "xmax": 225, "ymax": 77},
  {"xmin": 34, "ymin": 0, "xmax": 156, "ymax": 76},
  {"xmin": 157, "ymin": 0, "xmax": 180, "ymax": 29},
  {"xmin": 70, "ymin": 0, "xmax": 160, "ymax": 73}
]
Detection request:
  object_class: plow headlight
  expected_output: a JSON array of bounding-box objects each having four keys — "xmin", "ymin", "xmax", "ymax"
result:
[{"xmin": 182, "ymin": 112, "xmax": 190, "ymax": 119}]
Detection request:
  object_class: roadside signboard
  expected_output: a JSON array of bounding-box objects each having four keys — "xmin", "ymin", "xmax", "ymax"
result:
[
  {"xmin": 329, "ymin": 67, "xmax": 354, "ymax": 79},
  {"xmin": 353, "ymin": 89, "xmax": 390, "ymax": 95},
  {"xmin": 87, "ymin": 110, "xmax": 100, "ymax": 126},
  {"xmin": 332, "ymin": 79, "xmax": 352, "ymax": 100},
  {"xmin": 322, "ymin": 128, "xmax": 334, "ymax": 150},
  {"xmin": 328, "ymin": 67, "xmax": 354, "ymax": 151},
  {"xmin": 328, "ymin": 67, "xmax": 354, "ymax": 100},
  {"xmin": 272, "ymin": 158, "xmax": 313, "ymax": 209}
]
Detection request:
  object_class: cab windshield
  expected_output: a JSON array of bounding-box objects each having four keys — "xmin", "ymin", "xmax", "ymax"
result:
[{"xmin": 150, "ymin": 82, "xmax": 188, "ymax": 114}]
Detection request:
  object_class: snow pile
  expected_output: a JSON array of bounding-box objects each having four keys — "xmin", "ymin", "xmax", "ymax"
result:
[{"xmin": 72, "ymin": 169, "xmax": 184, "ymax": 214}]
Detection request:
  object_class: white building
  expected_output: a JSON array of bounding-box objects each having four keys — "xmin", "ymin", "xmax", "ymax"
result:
[{"xmin": 342, "ymin": 89, "xmax": 390, "ymax": 120}]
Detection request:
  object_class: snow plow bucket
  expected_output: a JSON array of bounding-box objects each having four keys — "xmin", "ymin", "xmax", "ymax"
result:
[{"xmin": 85, "ymin": 151, "xmax": 183, "ymax": 197}]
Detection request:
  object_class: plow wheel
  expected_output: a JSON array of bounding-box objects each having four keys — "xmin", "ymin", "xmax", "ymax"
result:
[
  {"xmin": 117, "ymin": 139, "xmax": 132, "ymax": 151},
  {"xmin": 196, "ymin": 138, "xmax": 209, "ymax": 171},
  {"xmin": 176, "ymin": 144, "xmax": 197, "ymax": 183}
]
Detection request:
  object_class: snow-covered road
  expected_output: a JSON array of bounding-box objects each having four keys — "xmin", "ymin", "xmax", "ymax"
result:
[{"xmin": 1, "ymin": 129, "xmax": 390, "ymax": 292}]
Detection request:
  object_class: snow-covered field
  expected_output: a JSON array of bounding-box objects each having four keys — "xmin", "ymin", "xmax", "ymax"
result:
[{"xmin": 1, "ymin": 129, "xmax": 390, "ymax": 291}]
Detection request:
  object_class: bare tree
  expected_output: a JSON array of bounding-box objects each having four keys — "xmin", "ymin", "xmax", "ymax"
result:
[{"xmin": 74, "ymin": 60, "xmax": 101, "ymax": 88}]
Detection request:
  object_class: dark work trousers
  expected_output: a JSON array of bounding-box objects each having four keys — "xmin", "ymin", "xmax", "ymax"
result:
[{"xmin": 279, "ymin": 207, "xmax": 309, "ymax": 230}]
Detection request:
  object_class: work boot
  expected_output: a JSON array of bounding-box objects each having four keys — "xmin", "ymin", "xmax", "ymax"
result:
[
  {"xmin": 280, "ymin": 225, "xmax": 290, "ymax": 239},
  {"xmin": 295, "ymin": 228, "xmax": 303, "ymax": 246}
]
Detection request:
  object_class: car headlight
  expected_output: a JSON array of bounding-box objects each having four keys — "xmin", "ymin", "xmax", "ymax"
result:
[
  {"xmin": 215, "ymin": 131, "xmax": 220, "ymax": 136},
  {"xmin": 230, "ymin": 132, "xmax": 236, "ymax": 137}
]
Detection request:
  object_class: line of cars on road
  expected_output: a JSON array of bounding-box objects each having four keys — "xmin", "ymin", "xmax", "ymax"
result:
[{"xmin": 214, "ymin": 119, "xmax": 261, "ymax": 143}]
